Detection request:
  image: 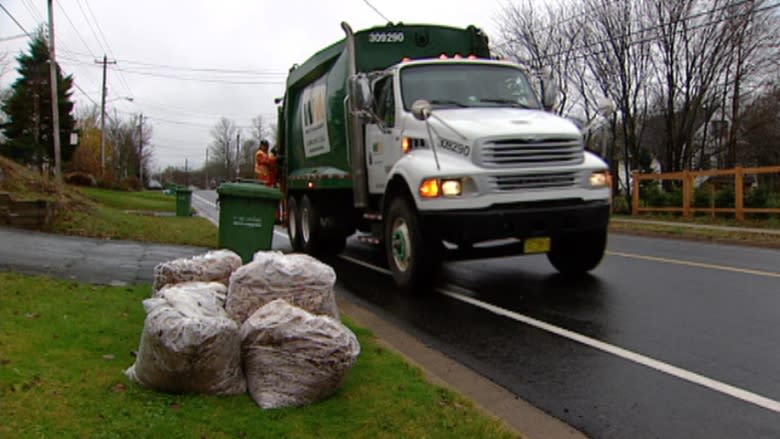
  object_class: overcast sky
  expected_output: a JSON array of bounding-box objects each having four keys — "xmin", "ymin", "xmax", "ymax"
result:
[{"xmin": 0, "ymin": 0, "xmax": 507, "ymax": 171}]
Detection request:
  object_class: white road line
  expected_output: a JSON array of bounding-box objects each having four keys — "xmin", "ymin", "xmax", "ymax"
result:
[
  {"xmin": 438, "ymin": 287, "xmax": 780, "ymax": 415},
  {"xmin": 607, "ymin": 251, "xmax": 780, "ymax": 278},
  {"xmin": 191, "ymin": 193, "xmax": 217, "ymax": 209},
  {"xmin": 338, "ymin": 251, "xmax": 780, "ymax": 414}
]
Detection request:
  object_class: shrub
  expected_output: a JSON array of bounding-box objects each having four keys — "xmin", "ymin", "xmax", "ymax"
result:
[
  {"xmin": 612, "ymin": 195, "xmax": 630, "ymax": 214},
  {"xmin": 693, "ymin": 187, "xmax": 714, "ymax": 208},
  {"xmin": 715, "ymin": 186, "xmax": 735, "ymax": 208},
  {"xmin": 64, "ymin": 172, "xmax": 97, "ymax": 187},
  {"xmin": 745, "ymin": 186, "xmax": 769, "ymax": 208},
  {"xmin": 641, "ymin": 184, "xmax": 666, "ymax": 207}
]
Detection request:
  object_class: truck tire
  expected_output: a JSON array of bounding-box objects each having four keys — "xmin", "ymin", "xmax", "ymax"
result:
[
  {"xmin": 384, "ymin": 196, "xmax": 440, "ymax": 291},
  {"xmin": 287, "ymin": 195, "xmax": 303, "ymax": 252},
  {"xmin": 300, "ymin": 195, "xmax": 324, "ymax": 255},
  {"xmin": 546, "ymin": 229, "xmax": 607, "ymax": 276}
]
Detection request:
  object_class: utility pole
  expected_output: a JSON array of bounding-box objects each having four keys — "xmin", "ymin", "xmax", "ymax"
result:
[
  {"xmin": 138, "ymin": 114, "xmax": 144, "ymax": 188},
  {"xmin": 235, "ymin": 133, "xmax": 240, "ymax": 180},
  {"xmin": 185, "ymin": 158, "xmax": 189, "ymax": 187},
  {"xmin": 205, "ymin": 148, "xmax": 209, "ymax": 188},
  {"xmin": 96, "ymin": 55, "xmax": 117, "ymax": 175},
  {"xmin": 47, "ymin": 0, "xmax": 61, "ymax": 181}
]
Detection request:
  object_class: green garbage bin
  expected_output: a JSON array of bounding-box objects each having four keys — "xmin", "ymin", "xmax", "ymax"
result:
[
  {"xmin": 217, "ymin": 182, "xmax": 282, "ymax": 262},
  {"xmin": 175, "ymin": 187, "xmax": 192, "ymax": 217}
]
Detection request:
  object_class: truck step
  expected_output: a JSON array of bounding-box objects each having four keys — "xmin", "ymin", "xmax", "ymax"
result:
[{"xmin": 357, "ymin": 235, "xmax": 382, "ymax": 245}]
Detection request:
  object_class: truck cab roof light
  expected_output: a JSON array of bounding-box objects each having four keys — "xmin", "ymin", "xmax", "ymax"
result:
[
  {"xmin": 467, "ymin": 54, "xmax": 477, "ymax": 59},
  {"xmin": 439, "ymin": 53, "xmax": 448, "ymax": 59},
  {"xmin": 453, "ymin": 53, "xmax": 462, "ymax": 59},
  {"xmin": 401, "ymin": 57, "xmax": 412, "ymax": 62}
]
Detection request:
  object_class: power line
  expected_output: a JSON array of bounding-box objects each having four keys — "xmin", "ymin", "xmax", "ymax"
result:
[
  {"xmin": 58, "ymin": 49, "xmax": 287, "ymax": 76},
  {"xmin": 83, "ymin": 0, "xmax": 135, "ymax": 98},
  {"xmin": 514, "ymin": 0, "xmax": 780, "ymax": 63},
  {"xmin": 110, "ymin": 67, "xmax": 285, "ymax": 85},
  {"xmin": 73, "ymin": 0, "xmax": 134, "ymax": 98},
  {"xmin": 56, "ymin": 1, "xmax": 96, "ymax": 58},
  {"xmin": 73, "ymin": 0, "xmax": 107, "ymax": 54},
  {"xmin": 20, "ymin": 0, "xmax": 44, "ymax": 24},
  {"xmin": 0, "ymin": 33, "xmax": 28, "ymax": 43},
  {"xmin": 0, "ymin": 4, "xmax": 32, "ymax": 37},
  {"xmin": 362, "ymin": 0, "xmax": 391, "ymax": 23},
  {"xmin": 72, "ymin": 82, "xmax": 100, "ymax": 106}
]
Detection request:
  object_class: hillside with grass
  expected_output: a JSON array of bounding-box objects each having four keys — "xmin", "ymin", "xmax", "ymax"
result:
[{"xmin": 0, "ymin": 157, "xmax": 216, "ymax": 247}]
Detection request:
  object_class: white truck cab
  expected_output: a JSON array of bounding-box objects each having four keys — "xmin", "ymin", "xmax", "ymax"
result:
[{"xmin": 349, "ymin": 58, "xmax": 611, "ymax": 289}]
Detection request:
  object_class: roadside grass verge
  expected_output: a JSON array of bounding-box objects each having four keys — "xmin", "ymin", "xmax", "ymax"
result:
[
  {"xmin": 51, "ymin": 201, "xmax": 217, "ymax": 248},
  {"xmin": 79, "ymin": 187, "xmax": 176, "ymax": 212},
  {"xmin": 0, "ymin": 272, "xmax": 517, "ymax": 439},
  {"xmin": 44, "ymin": 188, "xmax": 217, "ymax": 247},
  {"xmin": 610, "ymin": 215, "xmax": 780, "ymax": 248}
]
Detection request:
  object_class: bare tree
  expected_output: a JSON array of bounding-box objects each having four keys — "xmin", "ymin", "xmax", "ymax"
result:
[
  {"xmin": 648, "ymin": 0, "xmax": 736, "ymax": 172},
  {"xmin": 580, "ymin": 0, "xmax": 654, "ymax": 195},
  {"xmin": 209, "ymin": 117, "xmax": 238, "ymax": 180},
  {"xmin": 719, "ymin": 0, "xmax": 779, "ymax": 167},
  {"xmin": 495, "ymin": 0, "xmax": 581, "ymax": 116}
]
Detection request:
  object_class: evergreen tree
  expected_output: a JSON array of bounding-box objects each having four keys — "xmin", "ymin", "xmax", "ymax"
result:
[{"xmin": 0, "ymin": 32, "xmax": 76, "ymax": 169}]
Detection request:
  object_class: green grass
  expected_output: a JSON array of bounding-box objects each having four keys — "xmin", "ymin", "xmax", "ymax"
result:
[
  {"xmin": 610, "ymin": 214, "xmax": 780, "ymax": 248},
  {"xmin": 79, "ymin": 187, "xmax": 177, "ymax": 212},
  {"xmin": 0, "ymin": 273, "xmax": 517, "ymax": 439},
  {"xmin": 49, "ymin": 189, "xmax": 217, "ymax": 248}
]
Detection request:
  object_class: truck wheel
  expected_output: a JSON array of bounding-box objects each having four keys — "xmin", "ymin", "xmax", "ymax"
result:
[
  {"xmin": 300, "ymin": 195, "xmax": 323, "ymax": 255},
  {"xmin": 384, "ymin": 197, "xmax": 440, "ymax": 291},
  {"xmin": 287, "ymin": 195, "xmax": 303, "ymax": 251},
  {"xmin": 546, "ymin": 229, "xmax": 607, "ymax": 276}
]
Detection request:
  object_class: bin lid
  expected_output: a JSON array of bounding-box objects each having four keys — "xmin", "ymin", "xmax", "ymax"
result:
[
  {"xmin": 176, "ymin": 186, "xmax": 192, "ymax": 193},
  {"xmin": 217, "ymin": 182, "xmax": 282, "ymax": 200}
]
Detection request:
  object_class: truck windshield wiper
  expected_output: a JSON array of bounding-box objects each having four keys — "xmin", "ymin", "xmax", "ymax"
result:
[
  {"xmin": 429, "ymin": 99, "xmax": 469, "ymax": 108},
  {"xmin": 479, "ymin": 98, "xmax": 535, "ymax": 109}
]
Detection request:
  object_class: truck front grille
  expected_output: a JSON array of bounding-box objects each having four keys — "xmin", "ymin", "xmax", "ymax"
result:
[
  {"xmin": 477, "ymin": 137, "xmax": 583, "ymax": 168},
  {"xmin": 489, "ymin": 172, "xmax": 578, "ymax": 191}
]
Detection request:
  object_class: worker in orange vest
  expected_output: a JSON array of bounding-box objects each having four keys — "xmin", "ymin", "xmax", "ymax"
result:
[{"xmin": 254, "ymin": 140, "xmax": 277, "ymax": 186}]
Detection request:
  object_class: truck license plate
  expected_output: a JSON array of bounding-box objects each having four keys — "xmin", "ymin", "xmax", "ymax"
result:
[{"xmin": 524, "ymin": 237, "xmax": 551, "ymax": 254}]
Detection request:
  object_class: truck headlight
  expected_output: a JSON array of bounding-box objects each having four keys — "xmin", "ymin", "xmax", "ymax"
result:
[
  {"xmin": 589, "ymin": 171, "xmax": 611, "ymax": 189},
  {"xmin": 441, "ymin": 179, "xmax": 462, "ymax": 197},
  {"xmin": 419, "ymin": 178, "xmax": 463, "ymax": 198}
]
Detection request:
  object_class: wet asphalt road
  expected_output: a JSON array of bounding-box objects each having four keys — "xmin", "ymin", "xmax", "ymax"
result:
[{"xmin": 194, "ymin": 190, "xmax": 780, "ymax": 438}]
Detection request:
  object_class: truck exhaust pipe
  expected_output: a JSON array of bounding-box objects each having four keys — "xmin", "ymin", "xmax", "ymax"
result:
[{"xmin": 341, "ymin": 22, "xmax": 368, "ymax": 208}]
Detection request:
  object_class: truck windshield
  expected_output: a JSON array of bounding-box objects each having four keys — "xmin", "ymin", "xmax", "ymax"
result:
[{"xmin": 400, "ymin": 63, "xmax": 541, "ymax": 111}]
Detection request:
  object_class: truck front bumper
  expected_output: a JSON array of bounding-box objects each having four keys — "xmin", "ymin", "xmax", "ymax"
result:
[{"xmin": 420, "ymin": 199, "xmax": 610, "ymax": 245}]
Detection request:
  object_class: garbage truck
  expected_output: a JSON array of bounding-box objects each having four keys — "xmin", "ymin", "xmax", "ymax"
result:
[{"xmin": 276, "ymin": 22, "xmax": 612, "ymax": 290}]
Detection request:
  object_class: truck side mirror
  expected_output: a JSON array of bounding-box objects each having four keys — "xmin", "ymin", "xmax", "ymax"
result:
[
  {"xmin": 411, "ymin": 100, "xmax": 432, "ymax": 121},
  {"xmin": 348, "ymin": 74, "xmax": 373, "ymax": 113}
]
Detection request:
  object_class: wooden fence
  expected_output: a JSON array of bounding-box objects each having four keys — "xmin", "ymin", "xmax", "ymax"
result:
[{"xmin": 631, "ymin": 165, "xmax": 780, "ymax": 222}]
